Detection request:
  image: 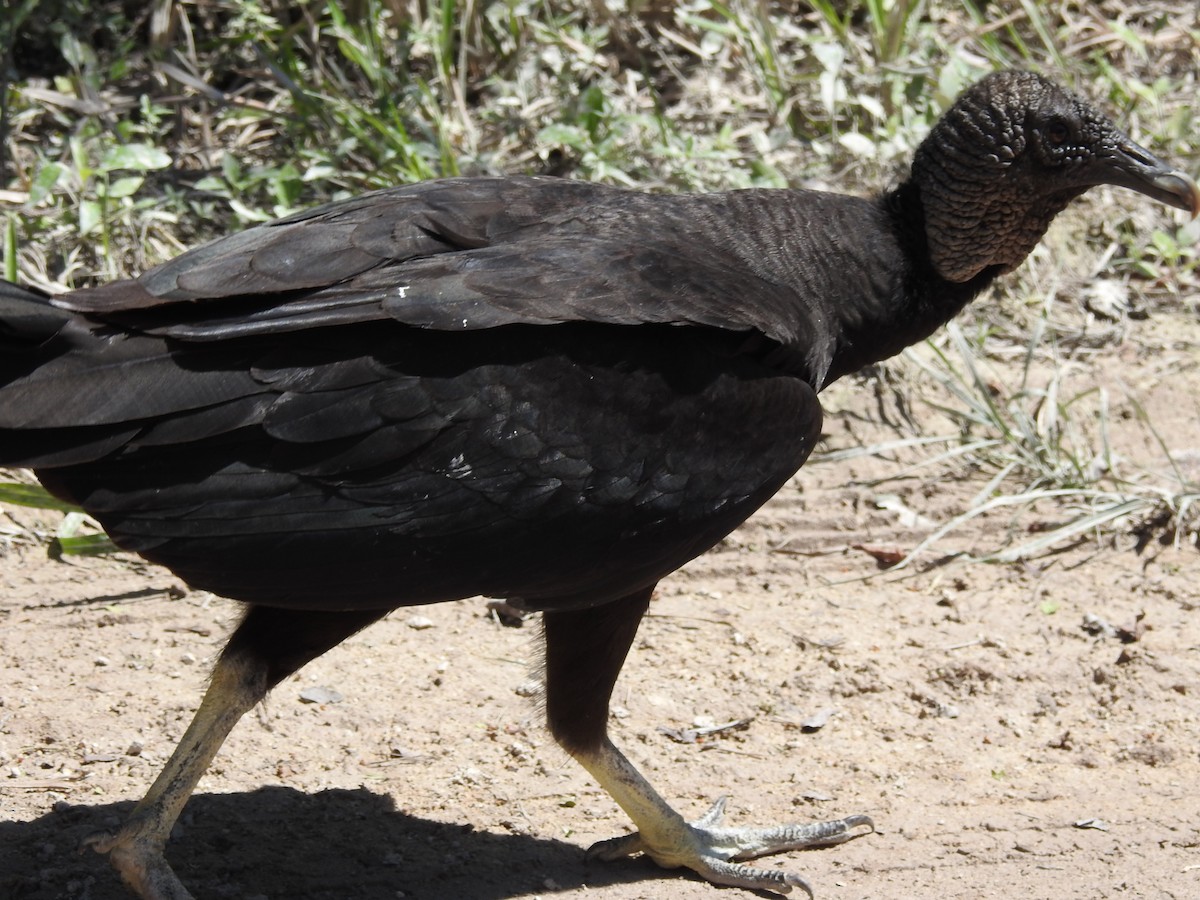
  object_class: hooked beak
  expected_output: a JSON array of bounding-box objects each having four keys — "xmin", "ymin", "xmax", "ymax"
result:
[{"xmin": 1096, "ymin": 136, "xmax": 1200, "ymax": 219}]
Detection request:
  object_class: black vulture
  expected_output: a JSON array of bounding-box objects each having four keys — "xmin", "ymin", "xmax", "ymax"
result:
[{"xmin": 1, "ymin": 71, "xmax": 1197, "ymax": 899}]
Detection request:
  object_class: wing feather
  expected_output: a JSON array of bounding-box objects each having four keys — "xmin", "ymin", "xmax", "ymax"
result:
[{"xmin": 51, "ymin": 176, "xmax": 831, "ymax": 356}]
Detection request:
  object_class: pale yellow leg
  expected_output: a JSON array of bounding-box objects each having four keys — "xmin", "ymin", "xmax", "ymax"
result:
[
  {"xmin": 81, "ymin": 605, "xmax": 385, "ymax": 898},
  {"xmin": 82, "ymin": 651, "xmax": 266, "ymax": 900},
  {"xmin": 573, "ymin": 738, "xmax": 873, "ymax": 897}
]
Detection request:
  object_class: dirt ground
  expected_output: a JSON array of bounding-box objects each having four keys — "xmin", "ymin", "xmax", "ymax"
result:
[{"xmin": 1, "ymin": 303, "xmax": 1198, "ymax": 900}]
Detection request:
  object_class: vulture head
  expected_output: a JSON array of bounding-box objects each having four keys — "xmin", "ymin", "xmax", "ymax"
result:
[{"xmin": 911, "ymin": 70, "xmax": 1200, "ymax": 283}]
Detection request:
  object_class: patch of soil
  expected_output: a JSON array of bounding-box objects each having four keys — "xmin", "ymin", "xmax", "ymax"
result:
[{"xmin": 2, "ymin": 308, "xmax": 1198, "ymax": 900}]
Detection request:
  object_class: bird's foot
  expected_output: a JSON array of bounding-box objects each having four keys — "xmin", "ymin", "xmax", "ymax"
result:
[
  {"xmin": 81, "ymin": 823, "xmax": 195, "ymax": 900},
  {"xmin": 587, "ymin": 796, "xmax": 873, "ymax": 897}
]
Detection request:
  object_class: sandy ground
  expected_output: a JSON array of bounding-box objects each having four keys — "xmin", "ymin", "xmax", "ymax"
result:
[{"xmin": 1, "ymin": 305, "xmax": 1198, "ymax": 900}]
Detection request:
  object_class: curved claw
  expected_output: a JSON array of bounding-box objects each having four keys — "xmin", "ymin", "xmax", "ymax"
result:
[
  {"xmin": 726, "ymin": 813, "xmax": 876, "ymax": 860},
  {"xmin": 693, "ymin": 794, "xmax": 730, "ymax": 828},
  {"xmin": 587, "ymin": 830, "xmax": 649, "ymax": 861},
  {"xmin": 700, "ymin": 857, "xmax": 815, "ymax": 898},
  {"xmin": 80, "ymin": 829, "xmax": 118, "ymax": 855}
]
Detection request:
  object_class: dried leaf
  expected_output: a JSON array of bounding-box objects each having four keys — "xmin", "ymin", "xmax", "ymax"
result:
[{"xmin": 852, "ymin": 544, "xmax": 907, "ymax": 568}]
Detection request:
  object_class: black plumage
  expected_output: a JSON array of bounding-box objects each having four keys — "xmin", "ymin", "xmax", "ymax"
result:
[{"xmin": 1, "ymin": 72, "xmax": 1196, "ymax": 899}]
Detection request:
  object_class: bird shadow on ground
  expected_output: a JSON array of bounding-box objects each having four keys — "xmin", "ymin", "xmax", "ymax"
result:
[{"xmin": 0, "ymin": 785, "xmax": 672, "ymax": 899}]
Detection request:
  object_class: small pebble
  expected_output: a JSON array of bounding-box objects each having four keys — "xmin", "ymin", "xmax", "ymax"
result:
[
  {"xmin": 299, "ymin": 686, "xmax": 344, "ymax": 705},
  {"xmin": 514, "ymin": 680, "xmax": 542, "ymax": 698}
]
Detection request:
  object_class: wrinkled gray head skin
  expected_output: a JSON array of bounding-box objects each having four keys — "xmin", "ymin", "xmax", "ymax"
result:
[{"xmin": 912, "ymin": 70, "xmax": 1200, "ymax": 283}]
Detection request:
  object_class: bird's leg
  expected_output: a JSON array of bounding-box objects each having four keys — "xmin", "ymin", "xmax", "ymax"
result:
[
  {"xmin": 543, "ymin": 588, "xmax": 873, "ymax": 897},
  {"xmin": 574, "ymin": 741, "xmax": 873, "ymax": 897},
  {"xmin": 83, "ymin": 606, "xmax": 386, "ymax": 900}
]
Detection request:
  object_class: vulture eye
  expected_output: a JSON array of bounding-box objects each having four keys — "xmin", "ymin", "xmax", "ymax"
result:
[{"xmin": 1045, "ymin": 120, "xmax": 1070, "ymax": 146}]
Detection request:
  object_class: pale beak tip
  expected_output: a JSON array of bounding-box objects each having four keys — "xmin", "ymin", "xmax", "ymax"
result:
[{"xmin": 1149, "ymin": 170, "xmax": 1200, "ymax": 219}]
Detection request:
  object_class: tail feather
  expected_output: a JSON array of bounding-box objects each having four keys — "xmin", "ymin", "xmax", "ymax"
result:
[
  {"xmin": 0, "ymin": 281, "xmax": 113, "ymax": 470},
  {"xmin": 0, "ymin": 281, "xmax": 71, "ymax": 347}
]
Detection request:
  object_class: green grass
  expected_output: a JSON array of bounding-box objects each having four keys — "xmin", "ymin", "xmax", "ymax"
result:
[
  {"xmin": 5, "ymin": 2, "xmax": 1195, "ymax": 276},
  {"xmin": 1, "ymin": 0, "xmax": 1197, "ymax": 560}
]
